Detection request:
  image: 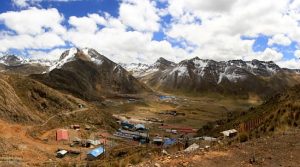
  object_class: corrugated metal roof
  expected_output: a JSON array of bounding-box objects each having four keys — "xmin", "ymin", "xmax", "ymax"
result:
[
  {"xmin": 135, "ymin": 124, "xmax": 145, "ymax": 129},
  {"xmin": 87, "ymin": 146, "xmax": 105, "ymax": 157},
  {"xmin": 164, "ymin": 138, "xmax": 176, "ymax": 146},
  {"xmin": 57, "ymin": 150, "xmax": 68, "ymax": 155},
  {"xmin": 220, "ymin": 129, "xmax": 238, "ymax": 136}
]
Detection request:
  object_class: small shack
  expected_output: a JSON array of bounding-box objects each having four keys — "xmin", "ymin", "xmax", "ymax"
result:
[
  {"xmin": 85, "ymin": 125, "xmax": 91, "ymax": 130},
  {"xmin": 121, "ymin": 121, "xmax": 134, "ymax": 130},
  {"xmin": 70, "ymin": 125, "xmax": 80, "ymax": 130},
  {"xmin": 220, "ymin": 129, "xmax": 238, "ymax": 138},
  {"xmin": 135, "ymin": 124, "xmax": 146, "ymax": 131},
  {"xmin": 153, "ymin": 137, "xmax": 164, "ymax": 146},
  {"xmin": 87, "ymin": 146, "xmax": 105, "ymax": 160},
  {"xmin": 56, "ymin": 129, "xmax": 69, "ymax": 141},
  {"xmin": 56, "ymin": 150, "xmax": 68, "ymax": 158},
  {"xmin": 87, "ymin": 139, "xmax": 101, "ymax": 146}
]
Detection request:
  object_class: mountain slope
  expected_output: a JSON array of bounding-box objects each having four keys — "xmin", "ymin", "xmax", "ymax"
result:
[
  {"xmin": 31, "ymin": 48, "xmax": 150, "ymax": 100},
  {"xmin": 128, "ymin": 57, "xmax": 300, "ymax": 98},
  {"xmin": 123, "ymin": 57, "xmax": 176, "ymax": 78},
  {"xmin": 0, "ymin": 55, "xmax": 51, "ymax": 75},
  {"xmin": 0, "ymin": 73, "xmax": 82, "ymax": 123},
  {"xmin": 197, "ymin": 84, "xmax": 300, "ymax": 138}
]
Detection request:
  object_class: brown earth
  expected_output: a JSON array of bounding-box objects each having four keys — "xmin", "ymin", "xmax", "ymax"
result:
[{"xmin": 136, "ymin": 128, "xmax": 300, "ymax": 167}]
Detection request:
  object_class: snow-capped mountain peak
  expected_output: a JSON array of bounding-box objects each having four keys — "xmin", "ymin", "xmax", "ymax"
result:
[
  {"xmin": 0, "ymin": 55, "xmax": 27, "ymax": 66},
  {"xmin": 49, "ymin": 47, "xmax": 78, "ymax": 71},
  {"xmin": 48, "ymin": 47, "xmax": 106, "ymax": 72},
  {"xmin": 123, "ymin": 57, "xmax": 292, "ymax": 85}
]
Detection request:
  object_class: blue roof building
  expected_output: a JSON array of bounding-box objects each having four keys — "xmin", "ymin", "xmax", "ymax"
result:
[
  {"xmin": 163, "ymin": 138, "xmax": 176, "ymax": 147},
  {"xmin": 87, "ymin": 146, "xmax": 105, "ymax": 160}
]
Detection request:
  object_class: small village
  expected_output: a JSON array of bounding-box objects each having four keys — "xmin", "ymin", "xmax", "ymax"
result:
[{"xmin": 47, "ymin": 95, "xmax": 239, "ymax": 163}]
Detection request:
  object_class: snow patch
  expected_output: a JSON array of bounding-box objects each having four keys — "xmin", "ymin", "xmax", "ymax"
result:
[
  {"xmin": 82, "ymin": 48, "xmax": 89, "ymax": 55},
  {"xmin": 171, "ymin": 66, "xmax": 188, "ymax": 77},
  {"xmin": 91, "ymin": 57, "xmax": 103, "ymax": 65},
  {"xmin": 193, "ymin": 59, "xmax": 208, "ymax": 68},
  {"xmin": 217, "ymin": 67, "xmax": 246, "ymax": 84},
  {"xmin": 49, "ymin": 47, "xmax": 78, "ymax": 71}
]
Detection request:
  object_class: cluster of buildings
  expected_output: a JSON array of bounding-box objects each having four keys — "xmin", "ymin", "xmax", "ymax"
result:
[
  {"xmin": 114, "ymin": 121, "xmax": 149, "ymax": 144},
  {"xmin": 55, "ymin": 127, "xmax": 108, "ymax": 160}
]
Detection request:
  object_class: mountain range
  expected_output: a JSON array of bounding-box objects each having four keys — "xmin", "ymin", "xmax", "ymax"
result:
[
  {"xmin": 1, "ymin": 48, "xmax": 300, "ymax": 99},
  {"xmin": 123, "ymin": 57, "xmax": 300, "ymax": 98}
]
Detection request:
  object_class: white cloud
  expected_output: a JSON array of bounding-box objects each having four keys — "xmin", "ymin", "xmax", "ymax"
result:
[
  {"xmin": 64, "ymin": 12, "xmax": 189, "ymax": 63},
  {"xmin": 165, "ymin": 0, "xmax": 300, "ymax": 62},
  {"xmin": 277, "ymin": 59, "xmax": 300, "ymax": 69},
  {"xmin": 3, "ymin": 0, "xmax": 300, "ymax": 67},
  {"xmin": 255, "ymin": 48, "xmax": 283, "ymax": 62},
  {"xmin": 67, "ymin": 23, "xmax": 189, "ymax": 63},
  {"xmin": 294, "ymin": 50, "xmax": 300, "ymax": 58},
  {"xmin": 11, "ymin": 0, "xmax": 89, "ymax": 8},
  {"xmin": 0, "ymin": 8, "xmax": 66, "ymax": 52},
  {"xmin": 268, "ymin": 34, "xmax": 292, "ymax": 46},
  {"xmin": 119, "ymin": 0, "xmax": 160, "ymax": 32},
  {"xmin": 28, "ymin": 48, "xmax": 65, "ymax": 60},
  {"xmin": 0, "ymin": 7, "xmax": 65, "ymax": 35},
  {"xmin": 69, "ymin": 16, "xmax": 98, "ymax": 33},
  {"xmin": 0, "ymin": 32, "xmax": 65, "ymax": 52},
  {"xmin": 11, "ymin": 0, "xmax": 29, "ymax": 8}
]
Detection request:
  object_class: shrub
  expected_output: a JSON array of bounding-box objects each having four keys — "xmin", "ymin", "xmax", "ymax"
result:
[{"xmin": 239, "ymin": 133, "xmax": 248, "ymax": 143}]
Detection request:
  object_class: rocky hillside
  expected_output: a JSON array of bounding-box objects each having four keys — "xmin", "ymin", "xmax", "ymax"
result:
[
  {"xmin": 124, "ymin": 57, "xmax": 300, "ymax": 98},
  {"xmin": 122, "ymin": 57, "xmax": 176, "ymax": 78},
  {"xmin": 0, "ymin": 73, "xmax": 82, "ymax": 123},
  {"xmin": 31, "ymin": 48, "xmax": 150, "ymax": 101},
  {"xmin": 197, "ymin": 83, "xmax": 300, "ymax": 138}
]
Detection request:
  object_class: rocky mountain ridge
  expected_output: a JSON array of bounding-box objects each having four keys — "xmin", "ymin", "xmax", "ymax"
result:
[
  {"xmin": 31, "ymin": 48, "xmax": 149, "ymax": 100},
  {"xmin": 123, "ymin": 57, "xmax": 300, "ymax": 98}
]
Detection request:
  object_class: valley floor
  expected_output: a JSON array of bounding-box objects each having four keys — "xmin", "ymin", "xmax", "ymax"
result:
[{"xmin": 0, "ymin": 93, "xmax": 267, "ymax": 166}]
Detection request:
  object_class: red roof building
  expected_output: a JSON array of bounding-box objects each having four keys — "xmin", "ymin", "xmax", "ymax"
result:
[{"xmin": 56, "ymin": 129, "xmax": 69, "ymax": 141}]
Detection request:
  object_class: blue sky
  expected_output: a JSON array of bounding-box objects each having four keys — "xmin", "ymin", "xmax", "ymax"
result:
[{"xmin": 0, "ymin": 0, "xmax": 300, "ymax": 68}]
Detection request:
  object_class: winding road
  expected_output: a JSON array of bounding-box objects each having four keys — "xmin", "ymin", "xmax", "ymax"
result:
[{"xmin": 39, "ymin": 108, "xmax": 89, "ymax": 127}]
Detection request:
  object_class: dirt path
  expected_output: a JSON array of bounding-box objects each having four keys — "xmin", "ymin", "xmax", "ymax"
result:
[
  {"xmin": 0, "ymin": 120, "xmax": 58, "ymax": 164},
  {"xmin": 0, "ymin": 107, "xmax": 90, "ymax": 166},
  {"xmin": 39, "ymin": 108, "xmax": 88, "ymax": 127}
]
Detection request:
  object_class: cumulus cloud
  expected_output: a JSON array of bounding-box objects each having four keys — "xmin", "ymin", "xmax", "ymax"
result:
[
  {"xmin": 0, "ymin": 8, "xmax": 65, "ymax": 53},
  {"xmin": 164, "ymin": 0, "xmax": 300, "ymax": 63},
  {"xmin": 119, "ymin": 0, "xmax": 160, "ymax": 32},
  {"xmin": 2, "ymin": 0, "xmax": 300, "ymax": 66},
  {"xmin": 277, "ymin": 59, "xmax": 300, "ymax": 69},
  {"xmin": 67, "ymin": 14, "xmax": 189, "ymax": 63},
  {"xmin": 0, "ymin": 32, "xmax": 65, "ymax": 52},
  {"xmin": 11, "ymin": 0, "xmax": 29, "ymax": 8},
  {"xmin": 28, "ymin": 48, "xmax": 65, "ymax": 60},
  {"xmin": 268, "ymin": 34, "xmax": 292, "ymax": 46},
  {"xmin": 255, "ymin": 48, "xmax": 283, "ymax": 62},
  {"xmin": 294, "ymin": 50, "xmax": 300, "ymax": 58},
  {"xmin": 0, "ymin": 8, "xmax": 65, "ymax": 35},
  {"xmin": 69, "ymin": 16, "xmax": 98, "ymax": 33},
  {"xmin": 11, "ymin": 0, "xmax": 90, "ymax": 8}
]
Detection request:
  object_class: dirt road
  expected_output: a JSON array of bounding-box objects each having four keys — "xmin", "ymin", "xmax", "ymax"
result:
[{"xmin": 40, "ymin": 108, "xmax": 88, "ymax": 126}]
